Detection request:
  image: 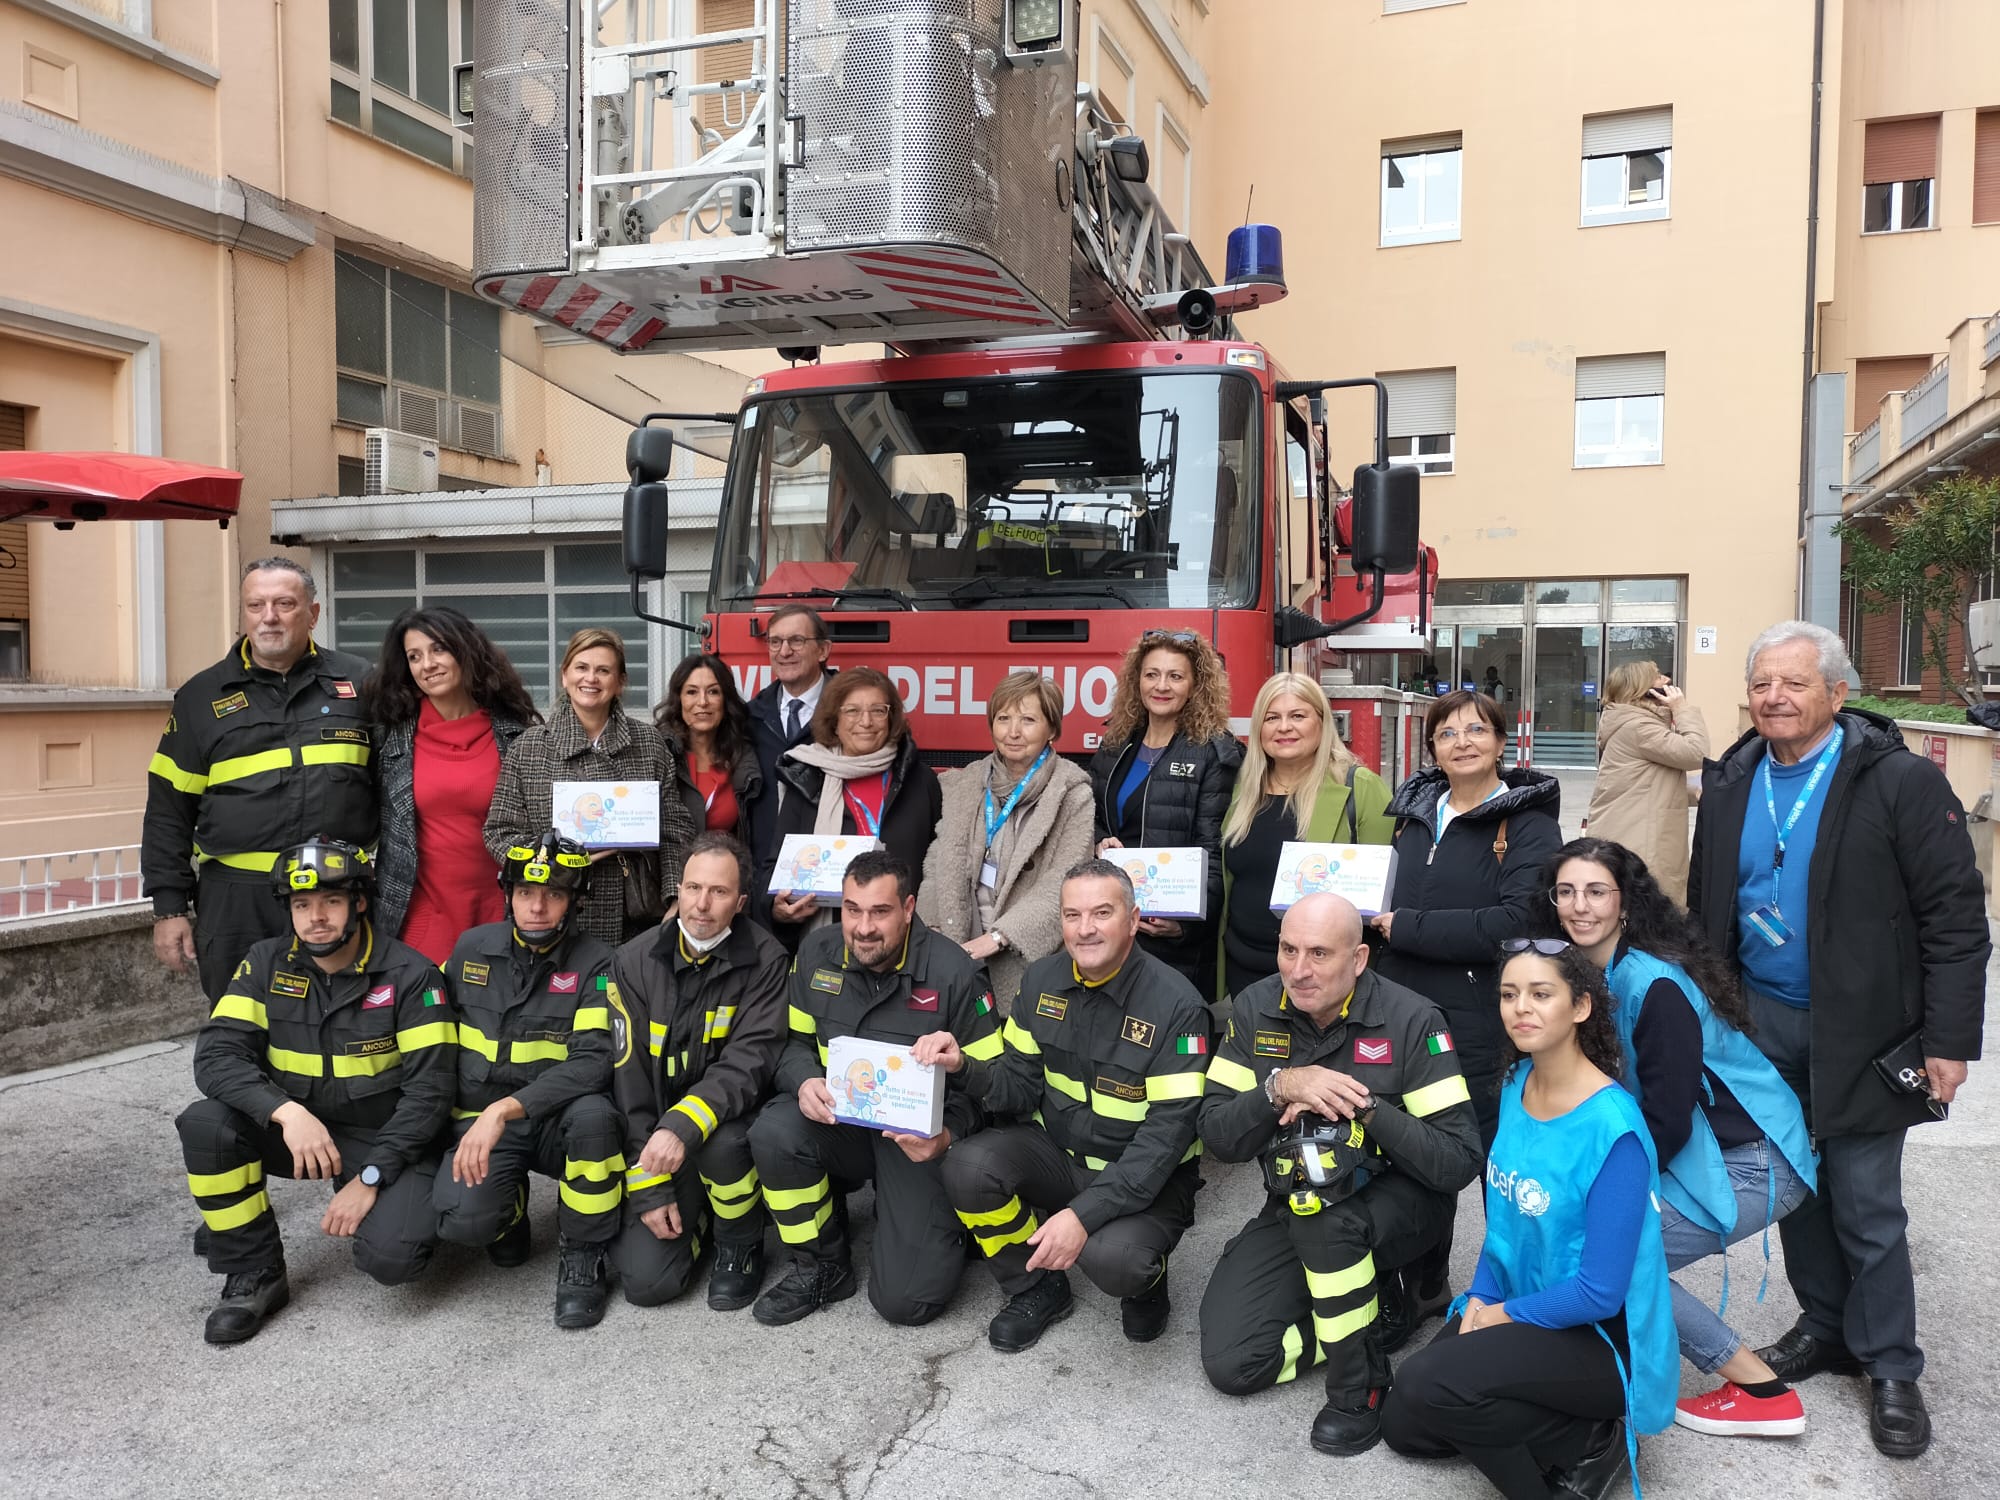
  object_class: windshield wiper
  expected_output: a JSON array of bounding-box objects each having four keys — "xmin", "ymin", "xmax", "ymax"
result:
[
  {"xmin": 942, "ymin": 576, "xmax": 1139, "ymax": 608},
  {"xmin": 723, "ymin": 586, "xmax": 917, "ymax": 612}
]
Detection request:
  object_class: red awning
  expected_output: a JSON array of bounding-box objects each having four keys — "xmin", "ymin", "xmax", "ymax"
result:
[{"xmin": 0, "ymin": 452, "xmax": 243, "ymax": 524}]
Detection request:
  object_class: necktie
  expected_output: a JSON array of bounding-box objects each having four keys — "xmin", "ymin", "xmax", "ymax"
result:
[{"xmin": 786, "ymin": 697, "xmax": 805, "ymax": 740}]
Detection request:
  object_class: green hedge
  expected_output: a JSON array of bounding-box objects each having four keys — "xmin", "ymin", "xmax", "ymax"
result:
[{"xmin": 1849, "ymin": 694, "xmax": 1977, "ymax": 725}]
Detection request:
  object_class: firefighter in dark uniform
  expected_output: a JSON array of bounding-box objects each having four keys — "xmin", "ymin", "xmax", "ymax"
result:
[
  {"xmin": 747, "ymin": 848, "xmax": 1002, "ymax": 1327},
  {"xmin": 432, "ymin": 829, "xmax": 624, "ymax": 1329},
  {"xmin": 144, "ymin": 558, "xmax": 377, "ymax": 1001},
  {"xmin": 608, "ymin": 832, "xmax": 788, "ymax": 1311},
  {"xmin": 921, "ymin": 857, "xmax": 1211, "ymax": 1353},
  {"xmin": 1198, "ymin": 892, "xmax": 1482, "ymax": 1456},
  {"xmin": 176, "ymin": 838, "xmax": 454, "ymax": 1344}
]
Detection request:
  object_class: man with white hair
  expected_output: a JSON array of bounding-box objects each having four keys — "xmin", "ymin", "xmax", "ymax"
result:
[{"xmin": 1687, "ymin": 620, "xmax": 1987, "ymax": 1457}]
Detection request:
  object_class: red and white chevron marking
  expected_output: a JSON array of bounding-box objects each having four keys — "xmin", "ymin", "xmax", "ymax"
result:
[
  {"xmin": 480, "ymin": 276, "xmax": 666, "ymax": 352},
  {"xmin": 848, "ymin": 249, "xmax": 1054, "ymax": 326}
]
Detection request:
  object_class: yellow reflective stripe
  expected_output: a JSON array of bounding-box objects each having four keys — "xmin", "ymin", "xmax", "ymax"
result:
[
  {"xmin": 763, "ymin": 1180, "xmax": 830, "ymax": 1211},
  {"xmin": 1314, "ymin": 1296, "xmax": 1380, "ymax": 1346},
  {"xmin": 198, "ymin": 847, "xmax": 281, "ymax": 871},
  {"xmin": 148, "ymin": 751, "xmax": 207, "ymax": 794},
  {"xmin": 1402, "ymin": 1074, "xmax": 1472, "ymax": 1119},
  {"xmin": 1091, "ymin": 1089, "xmax": 1148, "ymax": 1122},
  {"xmin": 509, "ymin": 1039, "xmax": 569, "ymax": 1064},
  {"xmin": 452, "ymin": 1107, "xmax": 484, "ymax": 1120},
  {"xmin": 299, "ymin": 743, "xmax": 370, "ymax": 768},
  {"xmin": 1304, "ymin": 1254, "xmax": 1377, "ymax": 1301},
  {"xmin": 962, "ymin": 1030, "xmax": 1005, "ymax": 1063},
  {"xmin": 648, "ymin": 1021, "xmax": 668, "ymax": 1056},
  {"xmin": 396, "ymin": 1021, "xmax": 457, "ymax": 1051},
  {"xmin": 1277, "ymin": 1322, "xmax": 1305, "ymax": 1386},
  {"xmin": 956, "ymin": 1195, "xmax": 1028, "ymax": 1229},
  {"xmin": 774, "ymin": 1202, "xmax": 833, "ymax": 1244},
  {"xmin": 670, "ymin": 1095, "xmax": 719, "ymax": 1139},
  {"xmin": 1181, "ymin": 1139, "xmax": 1203, "ymax": 1164},
  {"xmin": 1043, "ymin": 1066, "xmax": 1086, "ymax": 1102},
  {"xmin": 565, "ymin": 1153, "xmax": 625, "ymax": 1183},
  {"xmin": 457, "ymin": 1024, "xmax": 499, "ymax": 1061},
  {"xmin": 199, "ymin": 1191, "xmax": 272, "ymax": 1231},
  {"xmin": 816, "ymin": 1043, "xmax": 829, "ymax": 1065},
  {"xmin": 700, "ymin": 1167, "xmax": 760, "ymax": 1200},
  {"xmin": 1205, "ymin": 1055, "xmax": 1258, "ymax": 1093},
  {"xmin": 208, "ymin": 747, "xmax": 295, "ymax": 785},
  {"xmin": 975, "ymin": 1215, "xmax": 1039, "ymax": 1256},
  {"xmin": 702, "ymin": 1168, "xmax": 761, "ymax": 1218},
  {"xmin": 1145, "ymin": 1069, "xmax": 1206, "ymax": 1102},
  {"xmin": 703, "ymin": 1006, "xmax": 737, "ymax": 1042},
  {"xmin": 572, "ymin": 1006, "xmax": 610, "ymax": 1032},
  {"xmin": 332, "ymin": 1050, "xmax": 402, "ymax": 1078},
  {"xmin": 266, "ymin": 1046, "xmax": 323, "ymax": 1077},
  {"xmin": 1002, "ymin": 1017, "xmax": 1041, "ymax": 1055},
  {"xmin": 626, "ymin": 1168, "xmax": 669, "ymax": 1192},
  {"xmin": 558, "ymin": 1180, "xmax": 622, "ymax": 1215},
  {"xmin": 210, "ymin": 993, "xmax": 269, "ymax": 1029},
  {"xmin": 187, "ymin": 1161, "xmax": 264, "ymax": 1196},
  {"xmin": 787, "ymin": 1005, "xmax": 817, "ymax": 1035}
]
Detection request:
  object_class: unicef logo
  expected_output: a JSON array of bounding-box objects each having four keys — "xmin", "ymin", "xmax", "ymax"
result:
[{"xmin": 1515, "ymin": 1179, "xmax": 1551, "ymax": 1217}]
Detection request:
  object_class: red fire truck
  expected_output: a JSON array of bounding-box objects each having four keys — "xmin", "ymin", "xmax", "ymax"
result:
[{"xmin": 469, "ymin": 0, "xmax": 1434, "ymax": 760}]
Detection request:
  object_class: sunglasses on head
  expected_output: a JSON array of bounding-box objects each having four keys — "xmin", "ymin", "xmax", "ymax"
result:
[
  {"xmin": 1140, "ymin": 630, "xmax": 1201, "ymax": 646},
  {"xmin": 1501, "ymin": 938, "xmax": 1573, "ymax": 957}
]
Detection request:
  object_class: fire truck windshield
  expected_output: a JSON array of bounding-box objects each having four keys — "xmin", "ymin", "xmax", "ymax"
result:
[{"xmin": 714, "ymin": 370, "xmax": 1259, "ymax": 610}]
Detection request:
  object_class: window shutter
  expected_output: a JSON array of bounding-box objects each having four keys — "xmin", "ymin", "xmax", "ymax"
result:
[
  {"xmin": 1382, "ymin": 131, "xmax": 1462, "ymax": 159},
  {"xmin": 1863, "ymin": 116, "xmax": 1940, "ymax": 185},
  {"xmin": 698, "ymin": 0, "xmax": 757, "ymax": 137},
  {"xmin": 1974, "ymin": 111, "xmax": 2000, "ymax": 225},
  {"xmin": 1851, "ymin": 356, "xmax": 1937, "ymax": 425},
  {"xmin": 1381, "ymin": 369, "xmax": 1458, "ymax": 438},
  {"xmin": 1575, "ymin": 353, "xmax": 1665, "ymax": 401},
  {"xmin": 0, "ymin": 403, "xmax": 27, "ymax": 620},
  {"xmin": 1581, "ymin": 107, "xmax": 1672, "ymax": 157}
]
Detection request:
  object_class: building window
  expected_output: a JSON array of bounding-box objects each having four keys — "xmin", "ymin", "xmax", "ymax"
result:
[
  {"xmin": 1574, "ymin": 352, "xmax": 1665, "ymax": 469},
  {"xmin": 1898, "ymin": 602, "xmax": 1926, "ymax": 687},
  {"xmin": 1155, "ymin": 105, "xmax": 1193, "ymax": 231},
  {"xmin": 1381, "ymin": 367, "xmax": 1457, "ymax": 475},
  {"xmin": 1974, "ymin": 111, "xmax": 2000, "ymax": 226},
  {"xmin": 1089, "ymin": 19, "xmax": 1136, "ymax": 124},
  {"xmin": 329, "ymin": 0, "xmax": 474, "ymax": 174},
  {"xmin": 1381, "ymin": 134, "xmax": 1461, "ymax": 247},
  {"xmin": 335, "ymin": 250, "xmax": 504, "ymax": 456},
  {"xmin": 1862, "ymin": 116, "xmax": 1939, "ymax": 234},
  {"xmin": 1580, "ymin": 107, "xmax": 1671, "ymax": 226}
]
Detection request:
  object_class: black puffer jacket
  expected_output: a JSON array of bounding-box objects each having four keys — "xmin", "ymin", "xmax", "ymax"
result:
[
  {"xmin": 1374, "ymin": 766, "xmax": 1563, "ymax": 1142},
  {"xmin": 1688, "ymin": 709, "xmax": 1988, "ymax": 1136},
  {"xmin": 661, "ymin": 726, "xmax": 762, "ymax": 847},
  {"xmin": 1087, "ymin": 729, "xmax": 1243, "ymax": 987}
]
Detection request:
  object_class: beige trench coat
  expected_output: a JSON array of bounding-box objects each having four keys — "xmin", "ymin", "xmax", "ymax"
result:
[{"xmin": 1584, "ymin": 700, "xmax": 1710, "ymax": 903}]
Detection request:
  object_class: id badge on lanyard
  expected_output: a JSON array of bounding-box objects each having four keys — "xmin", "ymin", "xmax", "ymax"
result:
[{"xmin": 1748, "ymin": 726, "xmax": 1842, "ymax": 948}]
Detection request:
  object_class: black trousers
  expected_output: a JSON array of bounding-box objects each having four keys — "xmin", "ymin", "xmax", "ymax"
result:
[
  {"xmin": 1381, "ymin": 1319, "xmax": 1627, "ymax": 1500},
  {"xmin": 748, "ymin": 1096, "xmax": 967, "ymax": 1325},
  {"xmin": 1748, "ymin": 987, "xmax": 1922, "ymax": 1378},
  {"xmin": 610, "ymin": 1117, "xmax": 763, "ymax": 1306},
  {"xmin": 177, "ymin": 1098, "xmax": 437, "ymax": 1285},
  {"xmin": 940, "ymin": 1124, "xmax": 1198, "ymax": 1300},
  {"xmin": 432, "ymin": 1095, "xmax": 625, "ymax": 1249},
  {"xmin": 1200, "ymin": 1173, "xmax": 1454, "ymax": 1406},
  {"xmin": 193, "ymin": 865, "xmax": 293, "ymax": 1002}
]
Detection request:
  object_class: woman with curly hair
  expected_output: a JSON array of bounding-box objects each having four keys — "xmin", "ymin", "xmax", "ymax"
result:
[
  {"xmin": 1543, "ymin": 837, "xmax": 1817, "ymax": 1442},
  {"xmin": 366, "ymin": 605, "xmax": 541, "ymax": 962},
  {"xmin": 1383, "ymin": 940, "xmax": 1678, "ymax": 1499},
  {"xmin": 1087, "ymin": 629, "xmax": 1243, "ymax": 988},
  {"xmin": 656, "ymin": 651, "xmax": 761, "ymax": 843}
]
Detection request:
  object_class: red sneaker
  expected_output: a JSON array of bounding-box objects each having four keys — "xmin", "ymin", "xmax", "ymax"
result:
[{"xmin": 1674, "ymin": 1382, "xmax": 1807, "ymax": 1437}]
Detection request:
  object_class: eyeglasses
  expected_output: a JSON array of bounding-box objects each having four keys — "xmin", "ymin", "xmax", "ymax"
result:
[
  {"xmin": 1549, "ymin": 884, "xmax": 1619, "ymax": 906},
  {"xmin": 1434, "ymin": 723, "xmax": 1496, "ymax": 744},
  {"xmin": 839, "ymin": 704, "xmax": 891, "ymax": 721},
  {"xmin": 767, "ymin": 634, "xmax": 822, "ymax": 654},
  {"xmin": 1141, "ymin": 630, "xmax": 1201, "ymax": 646},
  {"xmin": 1501, "ymin": 937, "xmax": 1573, "ymax": 956}
]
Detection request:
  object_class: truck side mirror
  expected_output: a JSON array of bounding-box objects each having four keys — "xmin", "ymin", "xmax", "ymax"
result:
[
  {"xmin": 627, "ymin": 426, "xmax": 676, "ymax": 485},
  {"xmin": 1349, "ymin": 462, "xmax": 1420, "ymax": 575},
  {"xmin": 623, "ymin": 481, "xmax": 671, "ymax": 578}
]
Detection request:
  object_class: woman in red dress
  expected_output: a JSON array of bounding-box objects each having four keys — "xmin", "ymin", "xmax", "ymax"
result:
[
  {"xmin": 655, "ymin": 651, "xmax": 761, "ymax": 846},
  {"xmin": 367, "ymin": 606, "xmax": 540, "ymax": 963}
]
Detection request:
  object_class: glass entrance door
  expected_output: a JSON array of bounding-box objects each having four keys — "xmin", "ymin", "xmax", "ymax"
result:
[
  {"xmin": 1531, "ymin": 625, "xmax": 1602, "ymax": 767},
  {"xmin": 1607, "ymin": 623, "xmax": 1680, "ymax": 687}
]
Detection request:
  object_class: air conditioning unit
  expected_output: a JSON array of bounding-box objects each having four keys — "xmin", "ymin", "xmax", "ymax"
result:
[
  {"xmin": 1971, "ymin": 599, "xmax": 2000, "ymax": 670},
  {"xmin": 364, "ymin": 428, "xmax": 440, "ymax": 495}
]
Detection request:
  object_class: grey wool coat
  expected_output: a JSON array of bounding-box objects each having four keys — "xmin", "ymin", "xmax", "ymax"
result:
[
  {"xmin": 917, "ymin": 752, "xmax": 1096, "ymax": 1013},
  {"xmin": 372, "ymin": 711, "xmax": 531, "ymax": 938}
]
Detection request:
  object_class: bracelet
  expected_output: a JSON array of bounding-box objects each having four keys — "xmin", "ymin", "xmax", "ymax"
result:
[
  {"xmin": 989, "ymin": 930, "xmax": 1008, "ymax": 950},
  {"xmin": 1263, "ymin": 1068, "xmax": 1284, "ymax": 1108},
  {"xmin": 153, "ymin": 911, "xmax": 190, "ymax": 924}
]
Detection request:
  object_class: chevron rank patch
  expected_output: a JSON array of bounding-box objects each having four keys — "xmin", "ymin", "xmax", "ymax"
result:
[{"xmin": 1354, "ymin": 1037, "xmax": 1394, "ymax": 1065}]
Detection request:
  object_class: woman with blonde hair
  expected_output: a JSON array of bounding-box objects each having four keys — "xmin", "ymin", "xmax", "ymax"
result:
[
  {"xmin": 1583, "ymin": 659, "xmax": 1709, "ymax": 904},
  {"xmin": 1216, "ymin": 672, "xmax": 1394, "ymax": 998},
  {"xmin": 1087, "ymin": 629, "xmax": 1243, "ymax": 989},
  {"xmin": 920, "ymin": 670, "xmax": 1096, "ymax": 1010}
]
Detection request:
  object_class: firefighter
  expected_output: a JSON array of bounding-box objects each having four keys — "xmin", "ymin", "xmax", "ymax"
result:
[
  {"xmin": 608, "ymin": 832, "xmax": 789, "ymax": 1311},
  {"xmin": 1197, "ymin": 893, "xmax": 1482, "ymax": 1456},
  {"xmin": 144, "ymin": 558, "xmax": 379, "ymax": 1001},
  {"xmin": 918, "ymin": 856, "xmax": 1211, "ymax": 1353},
  {"xmin": 747, "ymin": 848, "xmax": 1001, "ymax": 1327},
  {"xmin": 175, "ymin": 838, "xmax": 454, "ymax": 1344},
  {"xmin": 432, "ymin": 829, "xmax": 625, "ymax": 1329}
]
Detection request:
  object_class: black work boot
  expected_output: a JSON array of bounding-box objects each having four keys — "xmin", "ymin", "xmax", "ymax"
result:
[
  {"xmin": 708, "ymin": 1239, "xmax": 768, "ymax": 1312},
  {"xmin": 988, "ymin": 1271, "xmax": 1074, "ymax": 1353},
  {"xmin": 1310, "ymin": 1388, "xmax": 1385, "ymax": 1456},
  {"xmin": 1378, "ymin": 1264, "xmax": 1453, "ymax": 1354},
  {"xmin": 1120, "ymin": 1267, "xmax": 1171, "ymax": 1343},
  {"xmin": 488, "ymin": 1214, "xmax": 532, "ymax": 1269},
  {"xmin": 553, "ymin": 1236, "xmax": 610, "ymax": 1329},
  {"xmin": 204, "ymin": 1264, "xmax": 290, "ymax": 1345},
  {"xmin": 1548, "ymin": 1420, "xmax": 1629, "ymax": 1500},
  {"xmin": 752, "ymin": 1256, "xmax": 858, "ymax": 1326}
]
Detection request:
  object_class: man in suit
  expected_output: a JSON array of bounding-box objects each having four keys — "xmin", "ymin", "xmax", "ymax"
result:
[{"xmin": 746, "ymin": 604, "xmax": 833, "ymax": 868}]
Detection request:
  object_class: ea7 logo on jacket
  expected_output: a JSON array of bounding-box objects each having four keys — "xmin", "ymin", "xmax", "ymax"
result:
[
  {"xmin": 549, "ymin": 972, "xmax": 580, "ymax": 994},
  {"xmin": 1354, "ymin": 1038, "xmax": 1394, "ymax": 1065},
  {"xmin": 363, "ymin": 985, "xmax": 396, "ymax": 1009},
  {"xmin": 1167, "ymin": 761, "xmax": 1198, "ymax": 777}
]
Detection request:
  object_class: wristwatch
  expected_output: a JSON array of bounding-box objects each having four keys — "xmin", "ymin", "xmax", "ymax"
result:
[
  {"xmin": 989, "ymin": 930, "xmax": 1010, "ymax": 950},
  {"xmin": 359, "ymin": 1164, "xmax": 386, "ymax": 1188},
  {"xmin": 1263, "ymin": 1068, "xmax": 1285, "ymax": 1108}
]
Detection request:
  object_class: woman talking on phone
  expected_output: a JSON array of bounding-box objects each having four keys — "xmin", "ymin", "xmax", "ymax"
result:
[{"xmin": 1582, "ymin": 661, "xmax": 1708, "ymax": 905}]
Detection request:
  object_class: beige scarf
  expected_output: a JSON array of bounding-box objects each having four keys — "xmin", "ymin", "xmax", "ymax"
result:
[{"xmin": 783, "ymin": 740, "xmax": 901, "ymax": 835}]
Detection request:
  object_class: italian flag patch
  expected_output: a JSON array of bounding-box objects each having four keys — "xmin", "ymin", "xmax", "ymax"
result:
[
  {"xmin": 1176, "ymin": 1034, "xmax": 1210, "ymax": 1055},
  {"xmin": 423, "ymin": 988, "xmax": 445, "ymax": 1007},
  {"xmin": 976, "ymin": 992, "xmax": 994, "ymax": 1017},
  {"xmin": 1425, "ymin": 1031, "xmax": 1455, "ymax": 1056}
]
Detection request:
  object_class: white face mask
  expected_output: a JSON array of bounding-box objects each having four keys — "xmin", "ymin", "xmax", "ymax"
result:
[{"xmin": 679, "ymin": 921, "xmax": 732, "ymax": 955}]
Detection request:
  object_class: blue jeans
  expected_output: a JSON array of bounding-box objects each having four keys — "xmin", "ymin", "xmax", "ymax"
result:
[{"xmin": 1657, "ymin": 1136, "xmax": 1811, "ymax": 1374}]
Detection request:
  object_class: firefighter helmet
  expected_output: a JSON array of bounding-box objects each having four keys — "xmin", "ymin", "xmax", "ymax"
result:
[
  {"xmin": 499, "ymin": 828, "xmax": 593, "ymax": 897},
  {"xmin": 1262, "ymin": 1111, "xmax": 1371, "ymax": 1216},
  {"xmin": 271, "ymin": 837, "xmax": 374, "ymax": 899}
]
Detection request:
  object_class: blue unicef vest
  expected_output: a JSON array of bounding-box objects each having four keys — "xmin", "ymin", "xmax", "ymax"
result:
[
  {"xmin": 1483, "ymin": 1070, "xmax": 1679, "ymax": 1437},
  {"xmin": 1606, "ymin": 948, "xmax": 1818, "ymax": 1235}
]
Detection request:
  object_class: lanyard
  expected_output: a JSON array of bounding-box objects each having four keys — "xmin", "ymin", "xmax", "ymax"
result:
[
  {"xmin": 984, "ymin": 747, "xmax": 1051, "ymax": 847},
  {"xmin": 844, "ymin": 772, "xmax": 891, "ymax": 837},
  {"xmin": 1760, "ymin": 725, "xmax": 1842, "ymax": 876}
]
